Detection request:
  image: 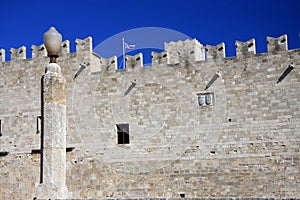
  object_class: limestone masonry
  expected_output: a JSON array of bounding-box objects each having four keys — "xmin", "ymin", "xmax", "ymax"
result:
[{"xmin": 0, "ymin": 33, "xmax": 299, "ymax": 199}]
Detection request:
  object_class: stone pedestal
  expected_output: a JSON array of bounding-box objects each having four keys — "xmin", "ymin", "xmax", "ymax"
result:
[{"xmin": 36, "ymin": 63, "xmax": 69, "ymax": 199}]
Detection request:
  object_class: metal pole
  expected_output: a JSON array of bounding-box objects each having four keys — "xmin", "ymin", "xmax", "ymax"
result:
[
  {"xmin": 122, "ymin": 38, "xmax": 126, "ymax": 69},
  {"xmin": 40, "ymin": 75, "xmax": 44, "ymax": 183}
]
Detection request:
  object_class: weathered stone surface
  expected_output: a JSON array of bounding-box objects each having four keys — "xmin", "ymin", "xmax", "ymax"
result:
[
  {"xmin": 44, "ymin": 63, "xmax": 67, "ymax": 104},
  {"xmin": 36, "ymin": 63, "xmax": 69, "ymax": 199},
  {"xmin": 0, "ymin": 35, "xmax": 299, "ymax": 199}
]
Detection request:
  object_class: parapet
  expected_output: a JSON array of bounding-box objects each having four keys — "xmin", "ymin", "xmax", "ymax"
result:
[
  {"xmin": 61, "ymin": 40, "xmax": 70, "ymax": 56},
  {"xmin": 10, "ymin": 46, "xmax": 26, "ymax": 61},
  {"xmin": 75, "ymin": 36, "xmax": 92, "ymax": 56},
  {"xmin": 267, "ymin": 34, "xmax": 288, "ymax": 53},
  {"xmin": 125, "ymin": 53, "xmax": 143, "ymax": 70},
  {"xmin": 0, "ymin": 49, "xmax": 5, "ymax": 62},
  {"xmin": 205, "ymin": 42, "xmax": 226, "ymax": 60},
  {"xmin": 151, "ymin": 51, "xmax": 169, "ymax": 65},
  {"xmin": 31, "ymin": 44, "xmax": 47, "ymax": 58},
  {"xmin": 91, "ymin": 52, "xmax": 117, "ymax": 72},
  {"xmin": 235, "ymin": 38, "xmax": 256, "ymax": 57},
  {"xmin": 104, "ymin": 56, "xmax": 118, "ymax": 70},
  {"xmin": 0, "ymin": 36, "xmax": 92, "ymax": 63},
  {"xmin": 164, "ymin": 39, "xmax": 206, "ymax": 63},
  {"xmin": 0, "ymin": 34, "xmax": 296, "ymax": 67},
  {"xmin": 31, "ymin": 40, "xmax": 70, "ymax": 59}
]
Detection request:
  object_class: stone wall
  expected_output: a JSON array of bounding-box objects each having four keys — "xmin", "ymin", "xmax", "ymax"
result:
[{"xmin": 0, "ymin": 34, "xmax": 299, "ymax": 199}]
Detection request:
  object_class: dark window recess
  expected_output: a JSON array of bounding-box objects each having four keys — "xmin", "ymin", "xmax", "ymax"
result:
[
  {"xmin": 66, "ymin": 147, "xmax": 75, "ymax": 152},
  {"xmin": 0, "ymin": 119, "xmax": 2, "ymax": 137},
  {"xmin": 197, "ymin": 92, "xmax": 214, "ymax": 106},
  {"xmin": 116, "ymin": 124, "xmax": 129, "ymax": 144},
  {"xmin": 0, "ymin": 151, "xmax": 9, "ymax": 157},
  {"xmin": 31, "ymin": 149, "xmax": 41, "ymax": 154}
]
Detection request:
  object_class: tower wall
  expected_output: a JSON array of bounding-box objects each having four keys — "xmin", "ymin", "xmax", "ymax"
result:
[{"xmin": 0, "ymin": 35, "xmax": 299, "ymax": 199}]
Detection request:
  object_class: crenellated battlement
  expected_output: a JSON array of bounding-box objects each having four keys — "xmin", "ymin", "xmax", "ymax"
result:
[
  {"xmin": 125, "ymin": 53, "xmax": 143, "ymax": 70},
  {"xmin": 31, "ymin": 40, "xmax": 71, "ymax": 59},
  {"xmin": 164, "ymin": 39, "xmax": 206, "ymax": 63},
  {"xmin": 31, "ymin": 43, "xmax": 46, "ymax": 58},
  {"xmin": 205, "ymin": 42, "xmax": 225, "ymax": 60},
  {"xmin": 235, "ymin": 38, "xmax": 256, "ymax": 56},
  {"xmin": 10, "ymin": 46, "xmax": 26, "ymax": 61},
  {"xmin": 0, "ymin": 48, "xmax": 5, "ymax": 62},
  {"xmin": 0, "ymin": 34, "xmax": 296, "ymax": 69},
  {"xmin": 151, "ymin": 51, "xmax": 169, "ymax": 65},
  {"xmin": 61, "ymin": 40, "xmax": 70, "ymax": 56},
  {"xmin": 0, "ymin": 36, "xmax": 93, "ymax": 64},
  {"xmin": 75, "ymin": 36, "xmax": 92, "ymax": 56},
  {"xmin": 91, "ymin": 53, "xmax": 117, "ymax": 72},
  {"xmin": 267, "ymin": 34, "xmax": 288, "ymax": 53}
]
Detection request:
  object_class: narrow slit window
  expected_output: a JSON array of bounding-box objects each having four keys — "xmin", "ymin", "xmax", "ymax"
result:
[
  {"xmin": 0, "ymin": 119, "xmax": 2, "ymax": 137},
  {"xmin": 116, "ymin": 124, "xmax": 129, "ymax": 144}
]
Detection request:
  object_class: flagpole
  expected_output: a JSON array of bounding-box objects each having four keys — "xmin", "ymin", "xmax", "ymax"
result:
[{"xmin": 122, "ymin": 38, "xmax": 126, "ymax": 69}]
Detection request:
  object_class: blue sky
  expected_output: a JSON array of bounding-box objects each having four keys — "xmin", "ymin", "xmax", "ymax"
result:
[{"xmin": 1, "ymin": 0, "xmax": 300, "ymax": 61}]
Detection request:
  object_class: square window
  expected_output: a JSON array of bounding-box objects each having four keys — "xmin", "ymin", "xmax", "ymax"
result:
[{"xmin": 116, "ymin": 124, "xmax": 129, "ymax": 144}]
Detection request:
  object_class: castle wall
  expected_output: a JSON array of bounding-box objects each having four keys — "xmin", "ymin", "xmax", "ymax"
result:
[{"xmin": 0, "ymin": 35, "xmax": 299, "ymax": 199}]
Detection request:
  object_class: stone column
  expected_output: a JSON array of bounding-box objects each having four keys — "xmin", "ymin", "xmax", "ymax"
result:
[{"xmin": 36, "ymin": 62, "xmax": 69, "ymax": 199}]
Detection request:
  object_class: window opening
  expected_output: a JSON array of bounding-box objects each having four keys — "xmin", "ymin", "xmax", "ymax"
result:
[
  {"xmin": 197, "ymin": 92, "xmax": 214, "ymax": 106},
  {"xmin": 116, "ymin": 124, "xmax": 129, "ymax": 144}
]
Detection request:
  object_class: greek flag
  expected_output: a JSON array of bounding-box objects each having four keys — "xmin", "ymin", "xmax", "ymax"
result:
[
  {"xmin": 125, "ymin": 42, "xmax": 135, "ymax": 50},
  {"xmin": 122, "ymin": 38, "xmax": 136, "ymax": 69}
]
